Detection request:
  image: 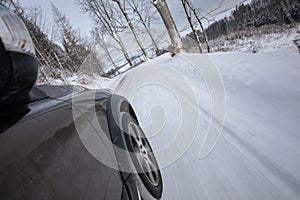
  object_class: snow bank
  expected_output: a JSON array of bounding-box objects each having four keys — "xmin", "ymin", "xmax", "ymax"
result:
[{"xmin": 97, "ymin": 51, "xmax": 300, "ymax": 200}]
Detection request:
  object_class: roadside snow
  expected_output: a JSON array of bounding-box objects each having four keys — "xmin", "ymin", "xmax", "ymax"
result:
[
  {"xmin": 84, "ymin": 51, "xmax": 300, "ymax": 200},
  {"xmin": 39, "ymin": 20, "xmax": 300, "ymax": 199},
  {"xmin": 210, "ymin": 25, "xmax": 300, "ymax": 53}
]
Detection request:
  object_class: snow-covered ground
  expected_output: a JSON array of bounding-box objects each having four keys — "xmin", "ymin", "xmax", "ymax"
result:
[
  {"xmin": 44, "ymin": 24, "xmax": 300, "ymax": 199},
  {"xmin": 209, "ymin": 25, "xmax": 300, "ymax": 53},
  {"xmin": 71, "ymin": 50, "xmax": 300, "ymax": 199}
]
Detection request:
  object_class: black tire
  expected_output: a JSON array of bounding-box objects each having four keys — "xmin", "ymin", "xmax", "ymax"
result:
[
  {"xmin": 106, "ymin": 95, "xmax": 162, "ymax": 200},
  {"xmin": 120, "ymin": 113, "xmax": 163, "ymax": 200}
]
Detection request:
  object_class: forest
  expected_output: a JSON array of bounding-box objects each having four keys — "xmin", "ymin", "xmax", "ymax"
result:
[{"xmin": 205, "ymin": 0, "xmax": 299, "ymax": 40}]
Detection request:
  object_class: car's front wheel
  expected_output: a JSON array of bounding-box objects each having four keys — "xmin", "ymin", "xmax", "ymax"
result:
[
  {"xmin": 121, "ymin": 113, "xmax": 163, "ymax": 200},
  {"xmin": 106, "ymin": 95, "xmax": 163, "ymax": 200}
]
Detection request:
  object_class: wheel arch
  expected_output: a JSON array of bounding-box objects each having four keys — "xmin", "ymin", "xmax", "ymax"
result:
[{"xmin": 107, "ymin": 94, "xmax": 138, "ymax": 124}]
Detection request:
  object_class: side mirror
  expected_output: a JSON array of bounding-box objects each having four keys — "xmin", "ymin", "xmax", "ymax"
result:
[{"xmin": 0, "ymin": 4, "xmax": 38, "ymax": 108}]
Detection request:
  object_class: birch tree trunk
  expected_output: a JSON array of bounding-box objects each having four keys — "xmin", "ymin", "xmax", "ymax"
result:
[
  {"xmin": 181, "ymin": 0, "xmax": 202, "ymax": 53},
  {"xmin": 78, "ymin": 0, "xmax": 134, "ymax": 67},
  {"xmin": 197, "ymin": 17, "xmax": 210, "ymax": 53},
  {"xmin": 128, "ymin": 0, "xmax": 161, "ymax": 55},
  {"xmin": 186, "ymin": 0, "xmax": 210, "ymax": 53},
  {"xmin": 151, "ymin": 0, "xmax": 183, "ymax": 52},
  {"xmin": 279, "ymin": 0, "xmax": 294, "ymax": 25},
  {"xmin": 136, "ymin": 9, "xmax": 161, "ymax": 55},
  {"xmin": 113, "ymin": 0, "xmax": 148, "ymax": 59}
]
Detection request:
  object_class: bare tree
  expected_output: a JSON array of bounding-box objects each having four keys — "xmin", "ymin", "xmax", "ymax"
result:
[
  {"xmin": 112, "ymin": 0, "xmax": 148, "ymax": 59},
  {"xmin": 151, "ymin": 0, "xmax": 183, "ymax": 52},
  {"xmin": 184, "ymin": 0, "xmax": 239, "ymax": 53},
  {"xmin": 185, "ymin": 0, "xmax": 210, "ymax": 53},
  {"xmin": 181, "ymin": 0, "xmax": 202, "ymax": 53},
  {"xmin": 92, "ymin": 27, "xmax": 117, "ymax": 70},
  {"xmin": 127, "ymin": 0, "xmax": 161, "ymax": 55},
  {"xmin": 77, "ymin": 0, "xmax": 133, "ymax": 66}
]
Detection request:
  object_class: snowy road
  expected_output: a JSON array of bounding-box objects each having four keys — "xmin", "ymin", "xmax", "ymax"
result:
[{"xmin": 106, "ymin": 52, "xmax": 300, "ymax": 200}]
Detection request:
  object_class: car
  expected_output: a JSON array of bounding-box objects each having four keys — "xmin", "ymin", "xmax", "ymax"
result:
[{"xmin": 0, "ymin": 4, "xmax": 163, "ymax": 200}]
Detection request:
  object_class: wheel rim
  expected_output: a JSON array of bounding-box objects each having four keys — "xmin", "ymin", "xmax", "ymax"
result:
[{"xmin": 128, "ymin": 122, "xmax": 159, "ymax": 187}]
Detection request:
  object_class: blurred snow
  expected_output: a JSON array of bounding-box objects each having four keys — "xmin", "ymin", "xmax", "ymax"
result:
[{"xmin": 74, "ymin": 50, "xmax": 300, "ymax": 200}]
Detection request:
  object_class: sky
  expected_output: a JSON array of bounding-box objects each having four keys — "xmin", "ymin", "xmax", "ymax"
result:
[{"xmin": 21, "ymin": 0, "xmax": 247, "ymax": 36}]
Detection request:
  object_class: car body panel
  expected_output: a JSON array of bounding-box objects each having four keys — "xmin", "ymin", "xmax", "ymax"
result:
[{"xmin": 0, "ymin": 85, "xmax": 124, "ymax": 200}]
